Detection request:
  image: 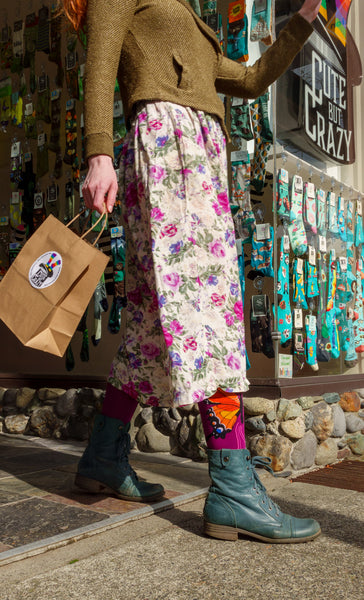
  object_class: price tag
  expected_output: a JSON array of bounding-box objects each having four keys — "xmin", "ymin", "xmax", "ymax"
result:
[
  {"xmin": 294, "ymin": 308, "xmax": 303, "ymax": 329},
  {"xmin": 110, "ymin": 226, "xmax": 124, "ymax": 239},
  {"xmin": 348, "ymin": 307, "xmax": 354, "ymax": 320},
  {"xmin": 236, "ymin": 238, "xmax": 242, "ymax": 256},
  {"xmin": 339, "ymin": 256, "xmax": 347, "ymax": 272},
  {"xmin": 357, "ymin": 200, "xmax": 362, "ymax": 216},
  {"xmin": 339, "ymin": 196, "xmax": 345, "ymax": 211},
  {"xmin": 47, "ymin": 184, "xmax": 58, "ymax": 203},
  {"xmin": 256, "ymin": 223, "xmax": 271, "ymax": 241},
  {"xmin": 11, "ymin": 141, "xmax": 21, "ymax": 158},
  {"xmin": 51, "ymin": 89, "xmax": 61, "ymax": 101},
  {"xmin": 65, "ymin": 182, "xmax": 73, "ymax": 197},
  {"xmin": 24, "ymin": 152, "xmax": 32, "ymax": 163},
  {"xmin": 230, "ymin": 150, "xmax": 249, "ymax": 163},
  {"xmin": 0, "ymin": 216, "xmax": 9, "ymax": 226},
  {"xmin": 329, "ymin": 192, "xmax": 336, "ymax": 206},
  {"xmin": 294, "ymin": 175, "xmax": 303, "ymax": 193},
  {"xmin": 113, "ymin": 100, "xmax": 123, "ymax": 118},
  {"xmin": 25, "ymin": 102, "xmax": 33, "ymax": 116},
  {"xmin": 11, "ymin": 191, "xmax": 20, "ymax": 205},
  {"xmin": 66, "ymin": 51, "xmax": 76, "ymax": 70},
  {"xmin": 79, "ymin": 63, "xmax": 85, "ymax": 77},
  {"xmin": 296, "ymin": 258, "xmax": 303, "ymax": 275},
  {"xmin": 331, "ymin": 248, "xmax": 336, "ymax": 260},
  {"xmin": 317, "ymin": 189, "xmax": 325, "ymax": 202},
  {"xmin": 80, "ymin": 113, "xmax": 84, "ymax": 128},
  {"xmin": 307, "ymin": 314, "xmax": 317, "ymax": 330},
  {"xmin": 308, "ymin": 245, "xmax": 316, "ymax": 266},
  {"xmin": 255, "ymin": 0, "xmax": 268, "ymax": 13},
  {"xmin": 231, "ymin": 96, "xmax": 244, "ymax": 107},
  {"xmin": 66, "ymin": 99, "xmax": 75, "ymax": 110},
  {"xmin": 283, "ymin": 234, "xmax": 290, "ymax": 252},
  {"xmin": 306, "ymin": 182, "xmax": 315, "ymax": 198},
  {"xmin": 38, "ymin": 74, "xmax": 47, "ymax": 92},
  {"xmin": 279, "ymin": 168, "xmax": 289, "ymax": 184},
  {"xmin": 37, "ymin": 133, "xmax": 46, "ymax": 147},
  {"xmin": 319, "ymin": 236, "xmax": 327, "ymax": 253},
  {"xmin": 33, "ymin": 193, "xmax": 44, "ymax": 209}
]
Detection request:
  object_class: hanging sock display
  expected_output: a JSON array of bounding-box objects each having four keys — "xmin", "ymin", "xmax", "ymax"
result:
[
  {"xmin": 231, "ymin": 154, "xmax": 255, "ymax": 243},
  {"xmin": 64, "ymin": 100, "xmax": 78, "ymax": 166},
  {"xmin": 292, "ymin": 257, "xmax": 308, "ymax": 309},
  {"xmin": 316, "ymin": 249, "xmax": 331, "ymax": 362},
  {"xmin": 345, "ymin": 311, "xmax": 358, "ymax": 368},
  {"xmin": 354, "ymin": 199, "xmax": 364, "ymax": 247},
  {"xmin": 250, "ymin": 0, "xmax": 273, "ymax": 45},
  {"xmin": 36, "ymin": 73, "xmax": 51, "ymax": 124},
  {"xmin": 0, "ymin": 25, "xmax": 12, "ymax": 71},
  {"xmin": 24, "ymin": 98, "xmax": 37, "ymax": 139},
  {"xmin": 276, "ymin": 167, "xmax": 290, "ymax": 220},
  {"xmin": 10, "ymin": 190, "xmax": 22, "ymax": 230},
  {"xmin": 305, "ymin": 314, "xmax": 318, "ymax": 371},
  {"xmin": 227, "ymin": 1, "xmax": 249, "ymax": 63},
  {"xmin": 337, "ymin": 195, "xmax": 347, "ymax": 242},
  {"xmin": 292, "ymin": 308, "xmax": 305, "ymax": 373},
  {"xmin": 36, "ymin": 5, "xmax": 50, "ymax": 54},
  {"xmin": 92, "ymin": 274, "xmax": 109, "ymax": 346},
  {"xmin": 325, "ymin": 250, "xmax": 340, "ymax": 359},
  {"xmin": 305, "ymin": 249, "xmax": 319, "ymax": 300},
  {"xmin": 250, "ymin": 294, "xmax": 274, "ymax": 358},
  {"xmin": 327, "ymin": 191, "xmax": 339, "ymax": 235},
  {"xmin": 230, "ymin": 99, "xmax": 254, "ymax": 140},
  {"xmin": 250, "ymin": 96, "xmax": 272, "ymax": 193},
  {"xmin": 11, "ymin": 19, "xmax": 24, "ymax": 74},
  {"xmin": 49, "ymin": 4, "xmax": 64, "ymax": 87},
  {"xmin": 303, "ymin": 181, "xmax": 317, "ymax": 234},
  {"xmin": 354, "ymin": 256, "xmax": 364, "ymax": 353},
  {"xmin": 65, "ymin": 36, "xmax": 79, "ymax": 99},
  {"xmin": 36, "ymin": 131, "xmax": 49, "ymax": 179},
  {"xmin": 108, "ymin": 228, "xmax": 127, "ymax": 334},
  {"xmin": 23, "ymin": 12, "xmax": 38, "ymax": 93},
  {"xmin": 48, "ymin": 90, "xmax": 62, "ymax": 153},
  {"xmin": 316, "ymin": 188, "xmax": 327, "ymax": 235},
  {"xmin": 32, "ymin": 189, "xmax": 46, "ymax": 231},
  {"xmin": 276, "ymin": 235, "xmax": 292, "ymax": 346},
  {"xmin": 11, "ymin": 92, "xmax": 23, "ymax": 128},
  {"xmin": 19, "ymin": 152, "xmax": 36, "ymax": 237},
  {"xmin": 346, "ymin": 199, "xmax": 354, "ymax": 245},
  {"xmin": 0, "ymin": 76, "xmax": 12, "ymax": 131},
  {"xmin": 251, "ymin": 223, "xmax": 274, "ymax": 277},
  {"xmin": 78, "ymin": 309, "xmax": 90, "ymax": 362},
  {"xmin": 64, "ymin": 180, "xmax": 74, "ymax": 224},
  {"xmin": 288, "ymin": 175, "xmax": 307, "ymax": 256}
]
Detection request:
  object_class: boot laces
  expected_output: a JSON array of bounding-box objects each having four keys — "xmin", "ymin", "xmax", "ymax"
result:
[
  {"xmin": 251, "ymin": 456, "xmax": 281, "ymax": 517},
  {"xmin": 117, "ymin": 433, "xmax": 139, "ymax": 481}
]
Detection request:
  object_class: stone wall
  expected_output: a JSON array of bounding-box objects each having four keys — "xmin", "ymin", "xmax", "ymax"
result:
[{"xmin": 1, "ymin": 386, "xmax": 364, "ymax": 473}]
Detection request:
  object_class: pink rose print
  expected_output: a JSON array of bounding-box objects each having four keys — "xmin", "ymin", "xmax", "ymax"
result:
[
  {"xmin": 161, "ymin": 224, "xmax": 177, "ymax": 237},
  {"xmin": 217, "ymin": 191, "xmax": 230, "ymax": 213},
  {"xmin": 202, "ymin": 181, "xmax": 212, "ymax": 193},
  {"xmin": 121, "ymin": 382, "xmax": 138, "ymax": 399},
  {"xmin": 233, "ymin": 300, "xmax": 244, "ymax": 322},
  {"xmin": 192, "ymin": 390, "xmax": 205, "ymax": 402},
  {"xmin": 174, "ymin": 128, "xmax": 183, "ymax": 139},
  {"xmin": 147, "ymin": 396, "xmax": 160, "ymax": 407},
  {"xmin": 212, "ymin": 202, "xmax": 222, "ymax": 216},
  {"xmin": 140, "ymin": 343, "xmax": 161, "ymax": 359},
  {"xmin": 211, "ymin": 293, "xmax": 226, "ymax": 306},
  {"xmin": 138, "ymin": 112, "xmax": 147, "ymax": 123},
  {"xmin": 163, "ymin": 272, "xmax": 181, "ymax": 290},
  {"xmin": 162, "ymin": 327, "xmax": 174, "ymax": 347},
  {"xmin": 183, "ymin": 336, "xmax": 197, "ymax": 351},
  {"xmin": 209, "ymin": 240, "xmax": 226, "ymax": 258},
  {"xmin": 150, "ymin": 207, "xmax": 165, "ymax": 222},
  {"xmin": 225, "ymin": 353, "xmax": 241, "ymax": 370},
  {"xmin": 170, "ymin": 320, "xmax": 184, "ymax": 334},
  {"xmin": 224, "ymin": 312, "xmax": 234, "ymax": 327},
  {"xmin": 150, "ymin": 165, "xmax": 166, "ymax": 182},
  {"xmin": 127, "ymin": 288, "xmax": 143, "ymax": 305},
  {"xmin": 139, "ymin": 381, "xmax": 153, "ymax": 394},
  {"xmin": 150, "ymin": 119, "xmax": 163, "ymax": 130}
]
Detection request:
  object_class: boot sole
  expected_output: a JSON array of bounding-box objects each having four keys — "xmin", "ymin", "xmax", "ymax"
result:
[
  {"xmin": 204, "ymin": 520, "xmax": 321, "ymax": 544},
  {"xmin": 74, "ymin": 473, "xmax": 164, "ymax": 503}
]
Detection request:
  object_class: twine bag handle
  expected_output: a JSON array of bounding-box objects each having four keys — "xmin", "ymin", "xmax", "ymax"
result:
[{"xmin": 66, "ymin": 208, "xmax": 107, "ymax": 247}]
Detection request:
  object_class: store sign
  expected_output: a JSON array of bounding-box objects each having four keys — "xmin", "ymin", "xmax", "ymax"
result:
[{"xmin": 276, "ymin": 0, "xmax": 362, "ymax": 165}]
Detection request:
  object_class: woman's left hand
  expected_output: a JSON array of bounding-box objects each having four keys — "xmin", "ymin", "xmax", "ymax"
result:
[{"xmin": 298, "ymin": 0, "xmax": 323, "ymax": 23}]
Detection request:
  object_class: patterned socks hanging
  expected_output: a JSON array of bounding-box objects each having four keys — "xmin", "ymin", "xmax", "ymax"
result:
[
  {"xmin": 199, "ymin": 389, "xmax": 246, "ymax": 450},
  {"xmin": 288, "ymin": 175, "xmax": 307, "ymax": 256},
  {"xmin": 250, "ymin": 94, "xmax": 272, "ymax": 193},
  {"xmin": 276, "ymin": 235, "xmax": 292, "ymax": 346}
]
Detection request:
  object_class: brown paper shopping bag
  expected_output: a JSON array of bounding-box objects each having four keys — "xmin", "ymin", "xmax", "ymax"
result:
[{"xmin": 0, "ymin": 213, "xmax": 109, "ymax": 357}]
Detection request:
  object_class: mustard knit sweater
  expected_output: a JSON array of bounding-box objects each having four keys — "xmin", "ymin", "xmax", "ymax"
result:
[{"xmin": 85, "ymin": 0, "xmax": 313, "ymax": 159}]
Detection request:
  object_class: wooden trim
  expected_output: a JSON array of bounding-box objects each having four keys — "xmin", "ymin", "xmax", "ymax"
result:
[
  {"xmin": 248, "ymin": 374, "xmax": 364, "ymax": 399},
  {"xmin": 0, "ymin": 374, "xmax": 108, "ymax": 390}
]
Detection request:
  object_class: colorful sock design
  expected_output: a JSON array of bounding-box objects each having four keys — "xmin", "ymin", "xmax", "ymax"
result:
[
  {"xmin": 293, "ymin": 328, "xmax": 305, "ymax": 373},
  {"xmin": 199, "ymin": 388, "xmax": 246, "ymax": 449},
  {"xmin": 354, "ymin": 200, "xmax": 364, "ymax": 247},
  {"xmin": 250, "ymin": 294, "xmax": 274, "ymax": 358},
  {"xmin": 251, "ymin": 225, "xmax": 274, "ymax": 277},
  {"xmin": 346, "ymin": 199, "xmax": 354, "ymax": 245},
  {"xmin": 250, "ymin": 98, "xmax": 271, "ymax": 193},
  {"xmin": 317, "ymin": 188, "xmax": 327, "ymax": 235},
  {"xmin": 316, "ymin": 250, "xmax": 331, "ymax": 362},
  {"xmin": 231, "ymin": 157, "xmax": 255, "ymax": 243},
  {"xmin": 108, "ymin": 229, "xmax": 127, "ymax": 334},
  {"xmin": 306, "ymin": 259, "xmax": 319, "ymax": 299},
  {"xmin": 230, "ymin": 100, "xmax": 253, "ymax": 140},
  {"xmin": 303, "ymin": 182, "xmax": 317, "ymax": 234},
  {"xmin": 305, "ymin": 315, "xmax": 318, "ymax": 371},
  {"xmin": 345, "ymin": 314, "xmax": 358, "ymax": 368},
  {"xmin": 227, "ymin": 1, "xmax": 248, "ymax": 63},
  {"xmin": 288, "ymin": 175, "xmax": 307, "ymax": 256},
  {"xmin": 293, "ymin": 258, "xmax": 308, "ymax": 309},
  {"xmin": 92, "ymin": 274, "xmax": 109, "ymax": 346},
  {"xmin": 337, "ymin": 195, "xmax": 347, "ymax": 241},
  {"xmin": 327, "ymin": 191, "xmax": 339, "ymax": 235},
  {"xmin": 326, "ymin": 250, "xmax": 340, "ymax": 359},
  {"xmin": 277, "ymin": 168, "xmax": 290, "ymax": 220},
  {"xmin": 354, "ymin": 257, "xmax": 364, "ymax": 353},
  {"xmin": 250, "ymin": 0, "xmax": 273, "ymax": 45},
  {"xmin": 276, "ymin": 236, "xmax": 292, "ymax": 346}
]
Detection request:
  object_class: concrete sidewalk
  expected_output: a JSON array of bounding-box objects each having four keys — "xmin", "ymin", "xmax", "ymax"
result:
[{"xmin": 0, "ymin": 432, "xmax": 363, "ymax": 600}]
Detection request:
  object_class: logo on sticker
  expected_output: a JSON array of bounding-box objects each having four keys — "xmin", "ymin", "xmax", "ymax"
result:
[{"xmin": 29, "ymin": 251, "xmax": 62, "ymax": 289}]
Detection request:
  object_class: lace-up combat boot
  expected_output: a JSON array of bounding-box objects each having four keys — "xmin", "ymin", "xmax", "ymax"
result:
[
  {"xmin": 204, "ymin": 449, "xmax": 321, "ymax": 543},
  {"xmin": 75, "ymin": 414, "xmax": 165, "ymax": 502}
]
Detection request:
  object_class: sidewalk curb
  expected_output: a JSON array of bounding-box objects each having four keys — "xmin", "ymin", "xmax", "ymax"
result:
[{"xmin": 0, "ymin": 488, "xmax": 208, "ymax": 567}]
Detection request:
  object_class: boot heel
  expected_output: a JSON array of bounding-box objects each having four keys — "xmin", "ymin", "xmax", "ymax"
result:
[
  {"xmin": 204, "ymin": 520, "xmax": 238, "ymax": 541},
  {"xmin": 74, "ymin": 473, "xmax": 108, "ymax": 494}
]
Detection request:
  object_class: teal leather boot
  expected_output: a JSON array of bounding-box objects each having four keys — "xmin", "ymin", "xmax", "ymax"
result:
[
  {"xmin": 75, "ymin": 414, "xmax": 164, "ymax": 502},
  {"xmin": 204, "ymin": 449, "xmax": 321, "ymax": 543}
]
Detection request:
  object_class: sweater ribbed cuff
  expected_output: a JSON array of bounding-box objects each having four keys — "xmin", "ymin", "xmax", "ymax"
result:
[{"xmin": 85, "ymin": 132, "xmax": 114, "ymax": 162}]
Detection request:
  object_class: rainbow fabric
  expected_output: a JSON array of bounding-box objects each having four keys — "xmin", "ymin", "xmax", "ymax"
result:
[
  {"xmin": 322, "ymin": 0, "xmax": 353, "ymax": 47},
  {"xmin": 47, "ymin": 253, "xmax": 61, "ymax": 269}
]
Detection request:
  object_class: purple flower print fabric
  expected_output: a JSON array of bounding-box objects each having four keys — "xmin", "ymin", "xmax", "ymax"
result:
[{"xmin": 108, "ymin": 101, "xmax": 249, "ymax": 408}]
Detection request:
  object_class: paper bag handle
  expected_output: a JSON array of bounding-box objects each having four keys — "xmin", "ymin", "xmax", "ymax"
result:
[{"xmin": 66, "ymin": 209, "xmax": 107, "ymax": 247}]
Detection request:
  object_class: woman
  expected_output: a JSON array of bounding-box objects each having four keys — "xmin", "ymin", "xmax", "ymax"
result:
[{"xmin": 61, "ymin": 0, "xmax": 322, "ymax": 543}]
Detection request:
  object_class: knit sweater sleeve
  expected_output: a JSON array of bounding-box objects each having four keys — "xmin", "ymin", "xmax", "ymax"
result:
[
  {"xmin": 84, "ymin": 0, "xmax": 137, "ymax": 160},
  {"xmin": 215, "ymin": 13, "xmax": 313, "ymax": 99}
]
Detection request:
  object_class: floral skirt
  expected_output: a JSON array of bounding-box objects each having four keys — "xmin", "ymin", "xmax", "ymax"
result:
[{"xmin": 108, "ymin": 101, "xmax": 249, "ymax": 407}]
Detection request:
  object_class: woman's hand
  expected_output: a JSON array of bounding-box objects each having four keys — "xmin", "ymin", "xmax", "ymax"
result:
[
  {"xmin": 298, "ymin": 0, "xmax": 323, "ymax": 23},
  {"xmin": 82, "ymin": 154, "xmax": 118, "ymax": 214}
]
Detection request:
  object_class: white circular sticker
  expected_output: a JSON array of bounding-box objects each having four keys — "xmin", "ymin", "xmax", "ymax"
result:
[{"xmin": 29, "ymin": 251, "xmax": 63, "ymax": 289}]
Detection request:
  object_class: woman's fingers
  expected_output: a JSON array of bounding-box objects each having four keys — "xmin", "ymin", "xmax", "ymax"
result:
[{"xmin": 82, "ymin": 154, "xmax": 118, "ymax": 213}]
